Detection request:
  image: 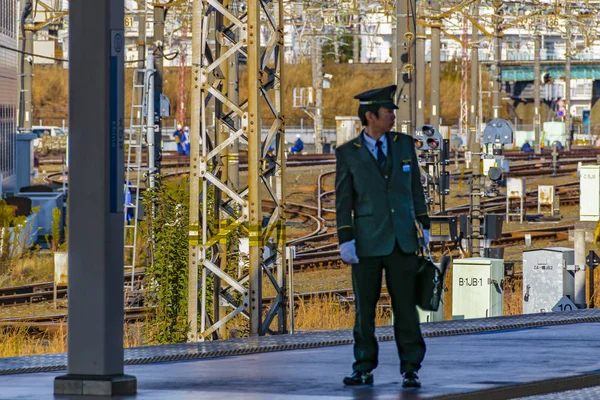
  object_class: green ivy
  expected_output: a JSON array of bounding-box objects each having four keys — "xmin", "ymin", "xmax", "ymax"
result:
[
  {"xmin": 142, "ymin": 178, "xmax": 191, "ymax": 343},
  {"xmin": 141, "ymin": 174, "xmax": 248, "ymax": 342}
]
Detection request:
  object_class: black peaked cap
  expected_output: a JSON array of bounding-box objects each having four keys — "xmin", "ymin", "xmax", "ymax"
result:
[{"xmin": 354, "ymin": 85, "xmax": 399, "ymax": 110}]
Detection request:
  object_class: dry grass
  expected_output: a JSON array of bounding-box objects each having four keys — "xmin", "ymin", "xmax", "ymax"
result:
[
  {"xmin": 32, "ymin": 63, "xmax": 465, "ymax": 129},
  {"xmin": 0, "ymin": 323, "xmax": 143, "ymax": 358},
  {"xmin": 0, "ymin": 252, "xmax": 54, "ymax": 288},
  {"xmin": 293, "ymin": 294, "xmax": 391, "ymax": 331}
]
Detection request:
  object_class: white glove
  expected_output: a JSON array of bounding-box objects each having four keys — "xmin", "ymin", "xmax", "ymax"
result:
[
  {"xmin": 340, "ymin": 239, "xmax": 360, "ymax": 264},
  {"xmin": 423, "ymin": 229, "xmax": 430, "ymax": 247}
]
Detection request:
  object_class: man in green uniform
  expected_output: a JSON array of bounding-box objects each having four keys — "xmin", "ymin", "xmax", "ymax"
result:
[{"xmin": 336, "ymin": 85, "xmax": 430, "ymax": 388}]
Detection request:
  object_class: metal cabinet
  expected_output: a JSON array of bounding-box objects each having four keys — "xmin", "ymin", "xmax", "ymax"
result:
[
  {"xmin": 452, "ymin": 258, "xmax": 504, "ymax": 319},
  {"xmin": 522, "ymin": 247, "xmax": 574, "ymax": 314}
]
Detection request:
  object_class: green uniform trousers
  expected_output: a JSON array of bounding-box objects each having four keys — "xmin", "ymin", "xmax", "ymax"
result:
[{"xmin": 351, "ymin": 243, "xmax": 426, "ymax": 374}]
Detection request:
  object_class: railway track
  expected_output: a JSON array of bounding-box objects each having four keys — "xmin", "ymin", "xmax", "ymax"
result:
[
  {"xmin": 443, "ymin": 181, "xmax": 579, "ymax": 215},
  {"xmin": 16, "ymin": 151, "xmax": 586, "ymax": 328},
  {"xmin": 0, "ymin": 306, "xmax": 150, "ymax": 331},
  {"xmin": 0, "ymin": 272, "xmax": 145, "ymax": 307}
]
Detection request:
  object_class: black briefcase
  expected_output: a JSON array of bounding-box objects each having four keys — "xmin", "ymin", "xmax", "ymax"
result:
[
  {"xmin": 416, "ymin": 251, "xmax": 450, "ymax": 312},
  {"xmin": 414, "ymin": 221, "xmax": 450, "ymax": 312}
]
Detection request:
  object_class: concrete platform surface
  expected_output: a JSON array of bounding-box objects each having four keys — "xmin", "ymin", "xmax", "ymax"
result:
[{"xmin": 1, "ymin": 322, "xmax": 600, "ymax": 399}]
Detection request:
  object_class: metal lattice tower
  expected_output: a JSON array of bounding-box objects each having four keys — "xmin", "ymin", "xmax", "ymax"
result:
[{"xmin": 189, "ymin": 0, "xmax": 286, "ymax": 340}]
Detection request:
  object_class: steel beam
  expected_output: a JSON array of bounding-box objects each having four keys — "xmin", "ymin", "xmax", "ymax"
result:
[{"xmin": 188, "ymin": 0, "xmax": 202, "ymax": 342}]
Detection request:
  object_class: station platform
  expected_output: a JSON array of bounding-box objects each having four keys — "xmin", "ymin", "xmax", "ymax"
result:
[{"xmin": 1, "ymin": 309, "xmax": 600, "ymax": 399}]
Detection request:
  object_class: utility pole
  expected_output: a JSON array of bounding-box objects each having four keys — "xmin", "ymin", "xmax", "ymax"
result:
[
  {"xmin": 395, "ymin": 0, "xmax": 417, "ymax": 134},
  {"xmin": 459, "ymin": 14, "xmax": 468, "ymax": 139},
  {"xmin": 429, "ymin": 0, "xmax": 440, "ymax": 130},
  {"xmin": 21, "ymin": 0, "xmax": 34, "ymax": 131},
  {"xmin": 312, "ymin": 38, "xmax": 324, "ymax": 154},
  {"xmin": 491, "ymin": 2, "xmax": 502, "ymax": 120},
  {"xmin": 353, "ymin": 29, "xmax": 360, "ymax": 63},
  {"xmin": 534, "ymin": 33, "xmax": 541, "ymax": 154},
  {"xmin": 468, "ymin": 3, "xmax": 479, "ymax": 148},
  {"xmin": 153, "ymin": 2, "xmax": 166, "ymax": 173},
  {"xmin": 416, "ymin": 23, "xmax": 425, "ymax": 127},
  {"xmin": 187, "ymin": 0, "xmax": 201, "ymax": 342},
  {"xmin": 565, "ymin": 30, "xmax": 572, "ymax": 150},
  {"xmin": 146, "ymin": 54, "xmax": 156, "ymax": 188},
  {"xmin": 137, "ymin": 0, "xmax": 146, "ymax": 68},
  {"xmin": 468, "ymin": 3, "xmax": 481, "ymax": 257}
]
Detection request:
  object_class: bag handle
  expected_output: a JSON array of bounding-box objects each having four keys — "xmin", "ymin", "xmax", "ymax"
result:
[{"xmin": 414, "ymin": 220, "xmax": 434, "ymax": 261}]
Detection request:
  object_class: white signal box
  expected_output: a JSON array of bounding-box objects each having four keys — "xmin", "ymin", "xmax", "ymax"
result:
[
  {"xmin": 580, "ymin": 165, "xmax": 600, "ymax": 221},
  {"xmin": 538, "ymin": 185, "xmax": 558, "ymax": 216},
  {"xmin": 507, "ymin": 178, "xmax": 526, "ymax": 198},
  {"xmin": 335, "ymin": 116, "xmax": 362, "ymax": 147},
  {"xmin": 452, "ymin": 258, "xmax": 504, "ymax": 320},
  {"xmin": 523, "ymin": 248, "xmax": 574, "ymax": 314}
]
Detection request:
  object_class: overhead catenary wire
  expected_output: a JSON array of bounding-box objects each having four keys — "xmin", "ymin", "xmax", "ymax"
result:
[{"xmin": 0, "ymin": 43, "xmax": 179, "ymax": 64}]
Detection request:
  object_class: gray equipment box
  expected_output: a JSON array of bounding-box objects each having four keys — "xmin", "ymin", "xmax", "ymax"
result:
[
  {"xmin": 522, "ymin": 247, "xmax": 574, "ymax": 314},
  {"xmin": 15, "ymin": 192, "xmax": 64, "ymax": 237},
  {"xmin": 452, "ymin": 258, "xmax": 504, "ymax": 319}
]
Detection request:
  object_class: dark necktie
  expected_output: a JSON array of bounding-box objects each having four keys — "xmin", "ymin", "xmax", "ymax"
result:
[{"xmin": 376, "ymin": 140, "xmax": 386, "ymax": 166}]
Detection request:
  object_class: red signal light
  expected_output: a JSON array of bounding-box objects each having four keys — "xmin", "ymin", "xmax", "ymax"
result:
[{"xmin": 427, "ymin": 138, "xmax": 440, "ymax": 149}]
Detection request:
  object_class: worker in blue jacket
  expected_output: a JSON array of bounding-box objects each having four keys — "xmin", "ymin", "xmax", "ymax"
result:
[{"xmin": 290, "ymin": 135, "xmax": 304, "ymax": 154}]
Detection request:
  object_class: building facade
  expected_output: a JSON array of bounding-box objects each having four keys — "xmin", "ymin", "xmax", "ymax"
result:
[{"xmin": 0, "ymin": 0, "xmax": 17, "ymax": 193}]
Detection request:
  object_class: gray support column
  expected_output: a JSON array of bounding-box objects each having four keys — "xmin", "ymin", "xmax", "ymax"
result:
[
  {"xmin": 534, "ymin": 34, "xmax": 541, "ymax": 154},
  {"xmin": 468, "ymin": 4, "xmax": 478, "ymax": 148},
  {"xmin": 54, "ymin": 0, "xmax": 136, "ymax": 395},
  {"xmin": 416, "ymin": 23, "xmax": 425, "ymax": 128},
  {"xmin": 430, "ymin": 1, "xmax": 440, "ymax": 130}
]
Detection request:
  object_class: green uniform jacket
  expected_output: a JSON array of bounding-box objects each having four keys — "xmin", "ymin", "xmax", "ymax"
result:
[{"xmin": 335, "ymin": 131, "xmax": 430, "ymax": 257}]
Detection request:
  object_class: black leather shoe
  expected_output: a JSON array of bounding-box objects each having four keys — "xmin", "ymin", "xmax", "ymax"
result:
[
  {"xmin": 343, "ymin": 371, "xmax": 374, "ymax": 386},
  {"xmin": 402, "ymin": 371, "xmax": 421, "ymax": 388}
]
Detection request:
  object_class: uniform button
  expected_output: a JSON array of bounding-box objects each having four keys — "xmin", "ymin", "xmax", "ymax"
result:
[
  {"xmin": 391, "ymin": 209, "xmax": 395, "ymax": 213},
  {"xmin": 385, "ymin": 175, "xmax": 388, "ymax": 179}
]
